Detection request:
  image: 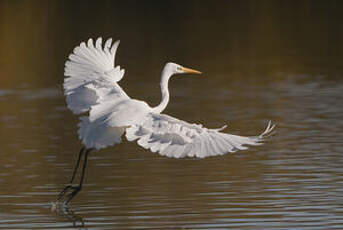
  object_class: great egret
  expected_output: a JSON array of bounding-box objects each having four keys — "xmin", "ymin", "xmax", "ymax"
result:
[{"xmin": 57, "ymin": 37, "xmax": 275, "ymax": 204}]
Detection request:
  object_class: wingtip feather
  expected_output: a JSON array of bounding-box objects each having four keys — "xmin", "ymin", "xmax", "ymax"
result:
[
  {"xmin": 259, "ymin": 120, "xmax": 276, "ymax": 138},
  {"xmin": 105, "ymin": 38, "xmax": 113, "ymax": 49},
  {"xmin": 87, "ymin": 38, "xmax": 93, "ymax": 47},
  {"xmin": 96, "ymin": 37, "xmax": 102, "ymax": 49}
]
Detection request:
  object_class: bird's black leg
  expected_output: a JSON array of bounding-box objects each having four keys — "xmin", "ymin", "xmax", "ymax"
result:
[
  {"xmin": 69, "ymin": 147, "xmax": 86, "ymax": 184},
  {"xmin": 64, "ymin": 148, "xmax": 92, "ymax": 205},
  {"xmin": 57, "ymin": 147, "xmax": 85, "ymax": 201}
]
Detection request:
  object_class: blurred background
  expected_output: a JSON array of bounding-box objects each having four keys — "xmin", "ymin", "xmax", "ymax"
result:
[
  {"xmin": 1, "ymin": 0, "xmax": 343, "ymax": 229},
  {"xmin": 2, "ymin": 0, "xmax": 342, "ymax": 88}
]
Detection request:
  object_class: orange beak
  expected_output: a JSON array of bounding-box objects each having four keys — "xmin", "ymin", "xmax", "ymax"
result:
[{"xmin": 181, "ymin": 66, "xmax": 202, "ymax": 74}]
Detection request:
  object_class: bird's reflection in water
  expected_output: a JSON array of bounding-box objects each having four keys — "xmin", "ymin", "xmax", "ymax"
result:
[{"xmin": 51, "ymin": 202, "xmax": 88, "ymax": 230}]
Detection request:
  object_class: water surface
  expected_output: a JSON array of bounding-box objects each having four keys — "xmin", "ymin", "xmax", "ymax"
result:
[{"xmin": 1, "ymin": 1, "xmax": 343, "ymax": 229}]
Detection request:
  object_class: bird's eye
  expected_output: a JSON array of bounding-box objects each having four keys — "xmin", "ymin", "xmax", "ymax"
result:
[{"xmin": 177, "ymin": 67, "xmax": 182, "ymax": 71}]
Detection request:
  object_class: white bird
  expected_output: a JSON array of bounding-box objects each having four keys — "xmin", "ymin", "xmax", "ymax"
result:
[{"xmin": 57, "ymin": 37, "xmax": 275, "ymax": 204}]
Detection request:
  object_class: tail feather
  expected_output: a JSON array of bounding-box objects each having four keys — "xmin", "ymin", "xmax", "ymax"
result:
[{"xmin": 78, "ymin": 116, "xmax": 125, "ymax": 150}]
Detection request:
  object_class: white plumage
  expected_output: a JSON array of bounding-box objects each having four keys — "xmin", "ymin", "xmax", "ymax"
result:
[
  {"xmin": 63, "ymin": 37, "xmax": 275, "ymax": 158},
  {"xmin": 126, "ymin": 114, "xmax": 274, "ymax": 158},
  {"xmin": 64, "ymin": 39, "xmax": 127, "ymax": 115}
]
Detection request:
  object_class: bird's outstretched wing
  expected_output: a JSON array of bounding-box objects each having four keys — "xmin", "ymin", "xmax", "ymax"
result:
[
  {"xmin": 126, "ymin": 113, "xmax": 275, "ymax": 158},
  {"xmin": 64, "ymin": 37, "xmax": 129, "ymax": 114}
]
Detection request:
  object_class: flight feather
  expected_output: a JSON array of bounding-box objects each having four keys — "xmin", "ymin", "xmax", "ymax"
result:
[
  {"xmin": 64, "ymin": 37, "xmax": 128, "ymax": 115},
  {"xmin": 126, "ymin": 113, "xmax": 275, "ymax": 158}
]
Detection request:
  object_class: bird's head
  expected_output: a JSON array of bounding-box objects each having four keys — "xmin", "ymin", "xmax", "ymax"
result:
[{"xmin": 164, "ymin": 62, "xmax": 201, "ymax": 76}]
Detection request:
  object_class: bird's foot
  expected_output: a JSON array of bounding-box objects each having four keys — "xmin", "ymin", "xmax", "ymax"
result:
[{"xmin": 56, "ymin": 184, "xmax": 81, "ymax": 205}]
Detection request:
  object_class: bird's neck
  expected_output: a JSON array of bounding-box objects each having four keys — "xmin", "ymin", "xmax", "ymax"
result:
[{"xmin": 152, "ymin": 68, "xmax": 172, "ymax": 114}]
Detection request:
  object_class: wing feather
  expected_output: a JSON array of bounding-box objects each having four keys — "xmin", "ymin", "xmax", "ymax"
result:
[
  {"xmin": 64, "ymin": 37, "xmax": 129, "ymax": 115},
  {"xmin": 126, "ymin": 113, "xmax": 275, "ymax": 158},
  {"xmin": 104, "ymin": 38, "xmax": 112, "ymax": 49}
]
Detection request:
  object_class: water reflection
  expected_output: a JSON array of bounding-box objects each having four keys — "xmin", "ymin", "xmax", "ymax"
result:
[{"xmin": 52, "ymin": 204, "xmax": 88, "ymax": 230}]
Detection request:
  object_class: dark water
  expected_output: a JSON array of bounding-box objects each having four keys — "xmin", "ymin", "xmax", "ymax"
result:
[{"xmin": 1, "ymin": 1, "xmax": 343, "ymax": 229}]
